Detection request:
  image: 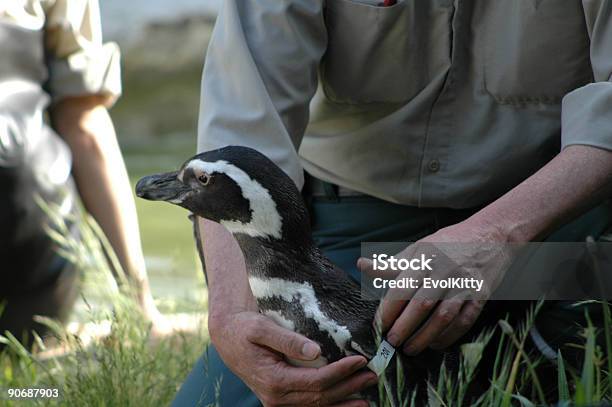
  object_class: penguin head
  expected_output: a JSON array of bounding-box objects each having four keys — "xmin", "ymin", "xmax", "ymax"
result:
[{"xmin": 136, "ymin": 146, "xmax": 311, "ymax": 242}]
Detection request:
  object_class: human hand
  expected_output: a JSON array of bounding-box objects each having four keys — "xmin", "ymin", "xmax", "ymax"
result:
[
  {"xmin": 209, "ymin": 311, "xmax": 377, "ymax": 407},
  {"xmin": 358, "ymin": 218, "xmax": 515, "ymax": 355}
]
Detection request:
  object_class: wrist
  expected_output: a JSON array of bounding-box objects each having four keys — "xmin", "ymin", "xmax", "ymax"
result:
[
  {"xmin": 208, "ymin": 295, "xmax": 257, "ymax": 332},
  {"xmin": 209, "ymin": 302, "xmax": 251, "ymax": 323},
  {"xmin": 462, "ymin": 210, "xmax": 528, "ymax": 243},
  {"xmin": 208, "ymin": 311, "xmax": 239, "ymax": 342}
]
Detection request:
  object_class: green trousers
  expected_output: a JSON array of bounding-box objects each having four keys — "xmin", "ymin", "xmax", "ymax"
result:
[{"xmin": 172, "ymin": 194, "xmax": 612, "ymax": 407}]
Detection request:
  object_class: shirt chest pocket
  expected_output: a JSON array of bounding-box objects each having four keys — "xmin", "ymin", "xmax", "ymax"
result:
[
  {"xmin": 321, "ymin": 0, "xmax": 454, "ymax": 105},
  {"xmin": 482, "ymin": 0, "xmax": 593, "ymax": 105}
]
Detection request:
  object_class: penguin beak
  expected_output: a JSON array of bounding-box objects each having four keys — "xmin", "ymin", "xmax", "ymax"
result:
[{"xmin": 135, "ymin": 171, "xmax": 192, "ymax": 203}]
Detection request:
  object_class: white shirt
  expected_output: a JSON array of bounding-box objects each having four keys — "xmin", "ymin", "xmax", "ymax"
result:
[{"xmin": 0, "ymin": 0, "xmax": 121, "ymax": 104}]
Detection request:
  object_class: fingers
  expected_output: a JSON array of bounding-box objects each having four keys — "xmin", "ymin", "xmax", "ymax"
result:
[
  {"xmin": 246, "ymin": 316, "xmax": 321, "ymax": 361},
  {"xmin": 318, "ymin": 370, "xmax": 377, "ymax": 405},
  {"xmin": 263, "ymin": 356, "xmax": 374, "ymax": 406},
  {"xmin": 356, "ymin": 257, "xmax": 374, "ymax": 276},
  {"xmin": 280, "ymin": 370, "xmax": 377, "ymax": 406},
  {"xmin": 375, "ymin": 297, "xmax": 408, "ymax": 335},
  {"xmin": 375, "ymin": 271, "xmax": 423, "ymax": 334},
  {"xmin": 401, "ymin": 299, "xmax": 464, "ymax": 355},
  {"xmin": 356, "ymin": 257, "xmax": 400, "ymax": 280},
  {"xmin": 301, "ymin": 356, "xmax": 369, "ymax": 390},
  {"xmin": 430, "ymin": 300, "xmax": 485, "ymax": 350},
  {"xmin": 384, "ymin": 296, "xmax": 437, "ymax": 347}
]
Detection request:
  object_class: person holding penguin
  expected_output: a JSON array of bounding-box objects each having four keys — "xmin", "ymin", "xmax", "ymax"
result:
[{"xmin": 171, "ymin": 1, "xmax": 612, "ymax": 406}]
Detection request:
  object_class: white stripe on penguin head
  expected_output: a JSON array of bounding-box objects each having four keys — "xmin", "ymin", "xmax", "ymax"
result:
[{"xmin": 186, "ymin": 160, "xmax": 283, "ymax": 239}]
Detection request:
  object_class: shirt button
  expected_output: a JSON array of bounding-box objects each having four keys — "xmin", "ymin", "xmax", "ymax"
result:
[{"xmin": 428, "ymin": 159, "xmax": 440, "ymax": 173}]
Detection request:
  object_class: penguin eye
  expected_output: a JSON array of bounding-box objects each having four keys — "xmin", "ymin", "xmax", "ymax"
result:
[{"xmin": 198, "ymin": 173, "xmax": 212, "ymax": 186}]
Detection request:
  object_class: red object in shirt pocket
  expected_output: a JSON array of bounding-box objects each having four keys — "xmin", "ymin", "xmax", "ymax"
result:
[{"xmin": 383, "ymin": 0, "xmax": 397, "ymax": 5}]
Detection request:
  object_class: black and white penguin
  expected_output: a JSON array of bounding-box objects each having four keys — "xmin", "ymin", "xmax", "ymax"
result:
[{"xmin": 135, "ymin": 146, "xmax": 416, "ymax": 403}]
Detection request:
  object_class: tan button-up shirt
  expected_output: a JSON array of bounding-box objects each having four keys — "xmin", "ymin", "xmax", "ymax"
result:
[
  {"xmin": 0, "ymin": 0, "xmax": 121, "ymax": 104},
  {"xmin": 198, "ymin": 0, "xmax": 612, "ymax": 209}
]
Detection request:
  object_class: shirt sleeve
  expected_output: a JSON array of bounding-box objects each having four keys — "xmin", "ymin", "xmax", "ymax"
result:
[
  {"xmin": 43, "ymin": 0, "xmax": 121, "ymax": 105},
  {"xmin": 197, "ymin": 0, "xmax": 327, "ymax": 188},
  {"xmin": 561, "ymin": 1, "xmax": 612, "ymax": 151}
]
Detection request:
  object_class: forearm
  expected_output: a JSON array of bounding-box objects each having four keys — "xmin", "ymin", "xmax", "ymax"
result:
[
  {"xmin": 199, "ymin": 218, "xmax": 257, "ymax": 322},
  {"xmin": 50, "ymin": 96, "xmax": 150, "ymax": 295},
  {"xmin": 470, "ymin": 145, "xmax": 612, "ymax": 242}
]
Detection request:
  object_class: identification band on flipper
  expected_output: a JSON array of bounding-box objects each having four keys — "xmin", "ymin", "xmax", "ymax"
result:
[{"xmin": 366, "ymin": 340, "xmax": 395, "ymax": 376}]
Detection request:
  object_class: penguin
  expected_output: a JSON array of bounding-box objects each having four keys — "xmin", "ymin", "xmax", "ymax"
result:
[{"xmin": 135, "ymin": 146, "xmax": 419, "ymax": 404}]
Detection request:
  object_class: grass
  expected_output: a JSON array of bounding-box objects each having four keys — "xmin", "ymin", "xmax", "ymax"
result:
[
  {"xmin": 377, "ymin": 300, "xmax": 612, "ymax": 406},
  {"xmin": 0, "ymin": 200, "xmax": 610, "ymax": 406},
  {"xmin": 0, "ymin": 310, "xmax": 205, "ymax": 407},
  {"xmin": 0, "ymin": 201, "xmax": 207, "ymax": 406}
]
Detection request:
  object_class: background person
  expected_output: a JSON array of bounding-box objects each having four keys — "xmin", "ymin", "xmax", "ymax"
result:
[
  {"xmin": 174, "ymin": 1, "xmax": 612, "ymax": 406},
  {"xmin": 0, "ymin": 0, "xmax": 166, "ymax": 344}
]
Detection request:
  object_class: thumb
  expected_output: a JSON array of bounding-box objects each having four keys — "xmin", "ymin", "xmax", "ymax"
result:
[
  {"xmin": 356, "ymin": 257, "xmax": 374, "ymax": 275},
  {"xmin": 250, "ymin": 317, "xmax": 321, "ymax": 361}
]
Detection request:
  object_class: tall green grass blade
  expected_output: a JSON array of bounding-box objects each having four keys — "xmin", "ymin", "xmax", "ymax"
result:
[
  {"xmin": 557, "ymin": 350, "xmax": 570, "ymax": 402},
  {"xmin": 500, "ymin": 302, "xmax": 547, "ymax": 406},
  {"xmin": 501, "ymin": 344, "xmax": 521, "ymax": 407},
  {"xmin": 602, "ymin": 300, "xmax": 612, "ymax": 398},
  {"xmin": 581, "ymin": 324, "xmax": 596, "ymax": 404},
  {"xmin": 512, "ymin": 392, "xmax": 536, "ymax": 407},
  {"xmin": 575, "ymin": 381, "xmax": 586, "ymax": 405}
]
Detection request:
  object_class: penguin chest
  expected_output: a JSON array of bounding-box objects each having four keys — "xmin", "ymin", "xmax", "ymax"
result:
[{"xmin": 248, "ymin": 276, "xmax": 352, "ymax": 362}]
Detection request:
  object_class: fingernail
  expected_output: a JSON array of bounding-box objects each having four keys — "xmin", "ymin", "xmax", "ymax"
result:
[
  {"xmin": 302, "ymin": 342, "xmax": 320, "ymax": 359},
  {"xmin": 386, "ymin": 334, "xmax": 399, "ymax": 347},
  {"xmin": 356, "ymin": 357, "xmax": 368, "ymax": 368}
]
